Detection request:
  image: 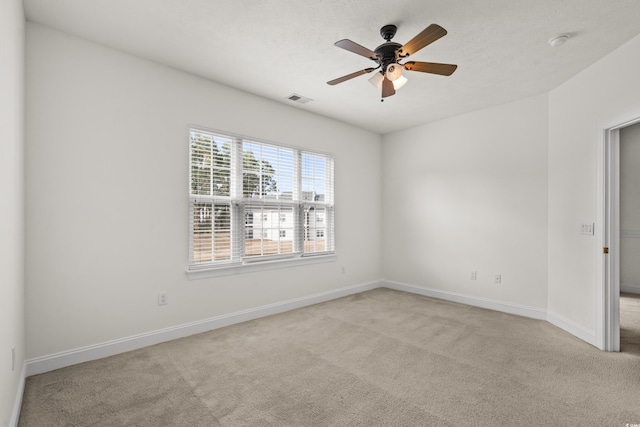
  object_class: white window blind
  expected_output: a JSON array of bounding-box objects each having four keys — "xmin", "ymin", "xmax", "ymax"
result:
[{"xmin": 189, "ymin": 128, "xmax": 334, "ymax": 271}]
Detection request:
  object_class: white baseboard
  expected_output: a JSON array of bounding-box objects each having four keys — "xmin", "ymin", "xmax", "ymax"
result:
[
  {"xmin": 26, "ymin": 278, "xmax": 602, "ymax": 377},
  {"xmin": 10, "ymin": 363, "xmax": 26, "ymax": 427},
  {"xmin": 380, "ymin": 279, "xmax": 547, "ymax": 320},
  {"xmin": 25, "ymin": 280, "xmax": 381, "ymax": 376},
  {"xmin": 382, "ymin": 280, "xmax": 601, "ymax": 348},
  {"xmin": 546, "ymin": 310, "xmax": 597, "ymax": 347}
]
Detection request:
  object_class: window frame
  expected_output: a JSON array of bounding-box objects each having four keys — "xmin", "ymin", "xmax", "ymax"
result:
[{"xmin": 187, "ymin": 126, "xmax": 335, "ymax": 278}]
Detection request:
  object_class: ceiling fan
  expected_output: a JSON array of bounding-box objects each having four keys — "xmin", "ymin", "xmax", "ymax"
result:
[{"xmin": 327, "ymin": 24, "xmax": 457, "ymax": 99}]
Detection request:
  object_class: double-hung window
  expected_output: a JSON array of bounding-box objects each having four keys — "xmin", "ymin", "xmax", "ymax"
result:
[{"xmin": 189, "ymin": 127, "xmax": 334, "ymax": 273}]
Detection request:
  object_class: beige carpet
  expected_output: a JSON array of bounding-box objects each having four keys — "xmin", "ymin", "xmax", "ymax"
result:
[{"xmin": 19, "ymin": 289, "xmax": 640, "ymax": 426}]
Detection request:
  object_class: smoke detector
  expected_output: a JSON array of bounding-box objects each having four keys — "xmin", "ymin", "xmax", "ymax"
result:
[{"xmin": 548, "ymin": 34, "xmax": 569, "ymax": 47}]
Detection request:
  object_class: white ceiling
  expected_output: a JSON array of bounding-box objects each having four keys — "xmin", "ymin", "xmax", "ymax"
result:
[{"xmin": 23, "ymin": 0, "xmax": 640, "ymax": 134}]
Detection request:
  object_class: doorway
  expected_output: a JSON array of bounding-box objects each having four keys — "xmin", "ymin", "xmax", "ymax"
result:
[
  {"xmin": 619, "ymin": 123, "xmax": 640, "ymax": 353},
  {"xmin": 597, "ymin": 114, "xmax": 640, "ymax": 352}
]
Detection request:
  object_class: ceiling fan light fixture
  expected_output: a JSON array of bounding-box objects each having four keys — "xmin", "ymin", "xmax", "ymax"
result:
[
  {"xmin": 392, "ymin": 75, "xmax": 408, "ymax": 90},
  {"xmin": 385, "ymin": 63, "xmax": 403, "ymax": 81},
  {"xmin": 368, "ymin": 71, "xmax": 384, "ymax": 88}
]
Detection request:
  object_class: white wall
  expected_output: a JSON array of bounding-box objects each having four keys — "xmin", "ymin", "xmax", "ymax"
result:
[
  {"xmin": 620, "ymin": 122, "xmax": 640, "ymax": 293},
  {"xmin": 381, "ymin": 95, "xmax": 549, "ymax": 311},
  {"xmin": 25, "ymin": 23, "xmax": 382, "ymax": 360},
  {"xmin": 548, "ymin": 33, "xmax": 640, "ymax": 335},
  {"xmin": 0, "ymin": 0, "xmax": 25, "ymax": 425}
]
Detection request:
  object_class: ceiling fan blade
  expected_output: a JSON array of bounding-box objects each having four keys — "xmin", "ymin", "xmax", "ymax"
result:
[
  {"xmin": 334, "ymin": 39, "xmax": 379, "ymax": 60},
  {"xmin": 327, "ymin": 68, "xmax": 376, "ymax": 85},
  {"xmin": 382, "ymin": 76, "xmax": 395, "ymax": 98},
  {"xmin": 404, "ymin": 61, "xmax": 457, "ymax": 76},
  {"xmin": 398, "ymin": 24, "xmax": 447, "ymax": 57}
]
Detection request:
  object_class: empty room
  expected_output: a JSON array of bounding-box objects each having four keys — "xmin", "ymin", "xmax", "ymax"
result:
[{"xmin": 3, "ymin": 0, "xmax": 640, "ymax": 425}]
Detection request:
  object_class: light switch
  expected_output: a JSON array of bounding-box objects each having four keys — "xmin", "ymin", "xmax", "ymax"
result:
[{"xmin": 580, "ymin": 223, "xmax": 594, "ymax": 235}]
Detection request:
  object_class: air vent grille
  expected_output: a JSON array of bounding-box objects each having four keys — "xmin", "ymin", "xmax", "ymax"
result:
[{"xmin": 286, "ymin": 93, "xmax": 313, "ymax": 104}]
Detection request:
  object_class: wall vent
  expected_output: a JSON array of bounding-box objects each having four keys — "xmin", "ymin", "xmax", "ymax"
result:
[{"xmin": 286, "ymin": 93, "xmax": 313, "ymax": 105}]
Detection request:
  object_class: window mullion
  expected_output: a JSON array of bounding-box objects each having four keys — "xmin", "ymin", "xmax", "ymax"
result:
[
  {"xmin": 326, "ymin": 157, "xmax": 334, "ymax": 252},
  {"xmin": 231, "ymin": 138, "xmax": 244, "ymax": 260},
  {"xmin": 326, "ymin": 205, "xmax": 334, "ymax": 252},
  {"xmin": 293, "ymin": 150, "xmax": 303, "ymax": 254},
  {"xmin": 233, "ymin": 201, "xmax": 244, "ymax": 261},
  {"xmin": 230, "ymin": 137, "xmax": 242, "ymax": 200}
]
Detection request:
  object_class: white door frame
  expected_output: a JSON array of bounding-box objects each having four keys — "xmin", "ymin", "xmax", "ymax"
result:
[{"xmin": 596, "ymin": 112, "xmax": 640, "ymax": 351}]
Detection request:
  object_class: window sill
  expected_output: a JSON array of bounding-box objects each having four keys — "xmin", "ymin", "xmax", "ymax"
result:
[{"xmin": 186, "ymin": 253, "xmax": 337, "ymax": 280}]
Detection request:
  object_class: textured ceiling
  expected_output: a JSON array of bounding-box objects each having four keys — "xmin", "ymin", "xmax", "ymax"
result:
[{"xmin": 23, "ymin": 0, "xmax": 640, "ymax": 134}]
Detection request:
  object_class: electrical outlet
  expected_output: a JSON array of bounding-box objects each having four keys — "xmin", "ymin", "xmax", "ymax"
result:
[
  {"xmin": 158, "ymin": 292, "xmax": 168, "ymax": 306},
  {"xmin": 469, "ymin": 271, "xmax": 477, "ymax": 280},
  {"xmin": 494, "ymin": 274, "xmax": 502, "ymax": 284}
]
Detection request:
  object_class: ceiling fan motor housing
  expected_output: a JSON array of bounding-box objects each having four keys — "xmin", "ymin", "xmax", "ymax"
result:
[{"xmin": 375, "ymin": 42, "xmax": 402, "ymax": 72}]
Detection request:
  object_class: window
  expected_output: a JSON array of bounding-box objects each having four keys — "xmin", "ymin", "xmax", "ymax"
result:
[{"xmin": 189, "ymin": 128, "xmax": 334, "ymax": 272}]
